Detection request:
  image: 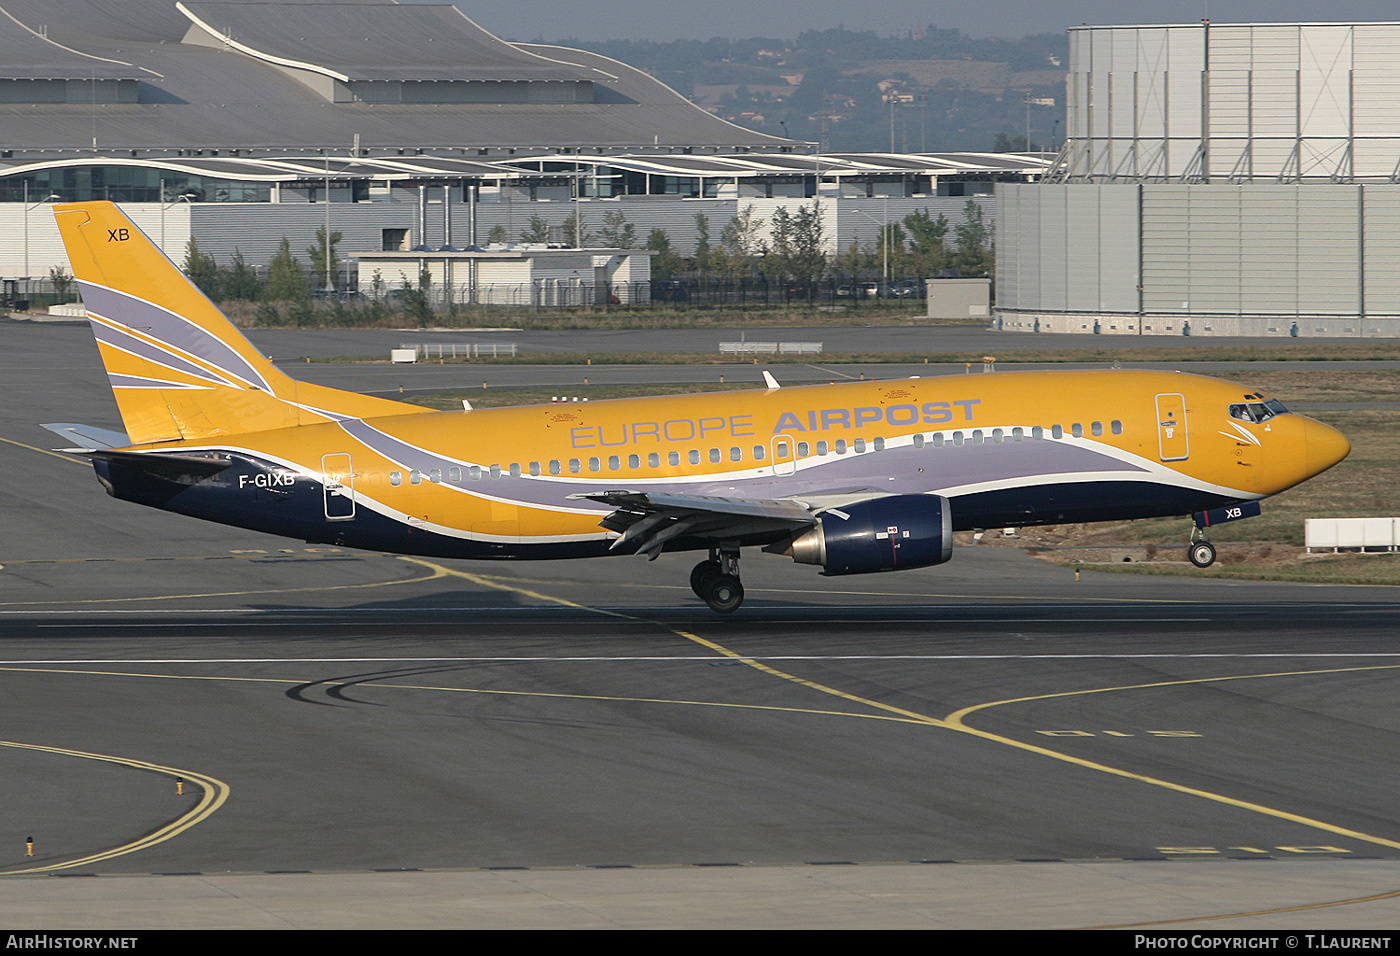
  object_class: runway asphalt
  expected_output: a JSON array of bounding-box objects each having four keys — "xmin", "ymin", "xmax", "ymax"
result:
[{"xmin": 5, "ymin": 320, "xmax": 1400, "ymax": 928}]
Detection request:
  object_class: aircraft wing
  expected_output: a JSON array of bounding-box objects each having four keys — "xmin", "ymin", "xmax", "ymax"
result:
[{"xmin": 569, "ymin": 490, "xmax": 817, "ymax": 558}]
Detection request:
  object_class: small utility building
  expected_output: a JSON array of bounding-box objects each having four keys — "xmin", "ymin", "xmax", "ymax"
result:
[{"xmin": 353, "ymin": 247, "xmax": 654, "ymax": 308}]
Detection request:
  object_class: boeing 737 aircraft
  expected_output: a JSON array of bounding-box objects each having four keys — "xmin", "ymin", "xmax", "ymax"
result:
[{"xmin": 46, "ymin": 202, "xmax": 1350, "ymax": 612}]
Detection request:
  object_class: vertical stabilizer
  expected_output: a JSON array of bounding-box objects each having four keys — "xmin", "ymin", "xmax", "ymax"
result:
[{"xmin": 52, "ymin": 201, "xmax": 423, "ymax": 445}]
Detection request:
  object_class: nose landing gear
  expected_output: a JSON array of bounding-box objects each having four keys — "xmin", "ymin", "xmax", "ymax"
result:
[
  {"xmin": 1188, "ymin": 528, "xmax": 1217, "ymax": 568},
  {"xmin": 690, "ymin": 546, "xmax": 744, "ymax": 613}
]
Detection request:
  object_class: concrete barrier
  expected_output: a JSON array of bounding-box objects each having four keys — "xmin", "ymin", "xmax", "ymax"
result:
[{"xmin": 1305, "ymin": 517, "xmax": 1400, "ymax": 552}]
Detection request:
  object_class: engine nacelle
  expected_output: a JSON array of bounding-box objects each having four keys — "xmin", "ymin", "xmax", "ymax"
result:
[{"xmin": 790, "ymin": 494, "xmax": 953, "ymax": 576}]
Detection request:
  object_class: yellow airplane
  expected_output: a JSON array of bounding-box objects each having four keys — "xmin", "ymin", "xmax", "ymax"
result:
[{"xmin": 46, "ymin": 201, "xmax": 1350, "ymax": 612}]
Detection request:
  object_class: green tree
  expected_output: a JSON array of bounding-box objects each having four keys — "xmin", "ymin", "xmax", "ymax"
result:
[
  {"xmin": 598, "ymin": 210, "xmax": 636, "ymax": 248},
  {"xmin": 223, "ymin": 250, "xmax": 262, "ymax": 301},
  {"xmin": 307, "ymin": 226, "xmax": 343, "ymax": 292},
  {"xmin": 183, "ymin": 237, "xmax": 220, "ymax": 299},
  {"xmin": 264, "ymin": 238, "xmax": 308, "ymax": 301},
  {"xmin": 693, "ymin": 213, "xmax": 714, "ymax": 275},
  {"xmin": 487, "ymin": 224, "xmax": 508, "ymax": 245},
  {"xmin": 646, "ymin": 228, "xmax": 682, "ymax": 282},
  {"xmin": 520, "ymin": 216, "xmax": 550, "ymax": 243},
  {"xmin": 788, "ymin": 201, "xmax": 827, "ymax": 286},
  {"xmin": 903, "ymin": 209, "xmax": 949, "ymax": 275},
  {"xmin": 561, "ymin": 215, "xmax": 594, "ymax": 248},
  {"xmin": 48, "ymin": 264, "xmax": 74, "ymax": 302},
  {"xmin": 953, "ymin": 200, "xmax": 992, "ymax": 277},
  {"xmin": 760, "ymin": 206, "xmax": 794, "ymax": 285},
  {"xmin": 719, "ymin": 204, "xmax": 765, "ymax": 277}
]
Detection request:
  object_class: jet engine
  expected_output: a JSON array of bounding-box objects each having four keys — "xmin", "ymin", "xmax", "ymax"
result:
[{"xmin": 789, "ymin": 494, "xmax": 953, "ymax": 575}]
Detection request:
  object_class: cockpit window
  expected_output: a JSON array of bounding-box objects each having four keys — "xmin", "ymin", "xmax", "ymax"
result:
[{"xmin": 1228, "ymin": 399, "xmax": 1290, "ymax": 423}]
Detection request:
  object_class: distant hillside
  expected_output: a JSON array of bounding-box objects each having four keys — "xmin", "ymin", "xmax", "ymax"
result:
[{"xmin": 554, "ymin": 25, "xmax": 1068, "ymax": 152}]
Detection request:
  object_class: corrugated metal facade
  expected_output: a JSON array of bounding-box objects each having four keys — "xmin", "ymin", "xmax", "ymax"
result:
[
  {"xmin": 1061, "ymin": 22, "xmax": 1400, "ymax": 183},
  {"xmin": 1006, "ymin": 21, "xmax": 1400, "ymax": 337},
  {"xmin": 997, "ymin": 182, "xmax": 1400, "ymax": 336}
]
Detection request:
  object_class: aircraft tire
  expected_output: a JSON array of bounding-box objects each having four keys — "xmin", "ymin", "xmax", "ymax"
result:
[
  {"xmin": 690, "ymin": 559, "xmax": 722, "ymax": 598},
  {"xmin": 704, "ymin": 574, "xmax": 744, "ymax": 614},
  {"xmin": 1188, "ymin": 541, "xmax": 1217, "ymax": 568}
]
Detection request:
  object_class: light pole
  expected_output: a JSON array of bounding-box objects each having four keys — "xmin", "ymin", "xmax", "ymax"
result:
[
  {"xmin": 160, "ymin": 184, "xmax": 195, "ymax": 260},
  {"xmin": 850, "ymin": 204, "xmax": 893, "ymax": 294},
  {"xmin": 23, "ymin": 183, "xmax": 62, "ymax": 285}
]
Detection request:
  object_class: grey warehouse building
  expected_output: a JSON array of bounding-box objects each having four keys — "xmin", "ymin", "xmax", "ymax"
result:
[{"xmin": 996, "ymin": 21, "xmax": 1400, "ymax": 338}]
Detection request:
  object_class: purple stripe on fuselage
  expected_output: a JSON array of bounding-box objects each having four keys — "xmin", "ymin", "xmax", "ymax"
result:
[
  {"xmin": 91, "ymin": 319, "xmax": 227, "ymax": 385},
  {"xmin": 339, "ymin": 418, "xmax": 1149, "ymax": 514},
  {"xmin": 79, "ymin": 282, "xmax": 271, "ymax": 392}
]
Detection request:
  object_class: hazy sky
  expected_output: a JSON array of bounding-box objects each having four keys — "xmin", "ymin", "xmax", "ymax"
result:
[{"xmin": 430, "ymin": 1, "xmax": 1400, "ymax": 42}]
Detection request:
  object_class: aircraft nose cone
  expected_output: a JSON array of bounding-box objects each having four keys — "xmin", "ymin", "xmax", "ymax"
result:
[{"xmin": 1303, "ymin": 417, "xmax": 1350, "ymax": 476}]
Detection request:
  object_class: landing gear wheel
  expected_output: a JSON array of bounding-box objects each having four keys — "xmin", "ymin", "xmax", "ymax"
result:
[
  {"xmin": 703, "ymin": 574, "xmax": 744, "ymax": 614},
  {"xmin": 690, "ymin": 560, "xmax": 722, "ymax": 598},
  {"xmin": 1188, "ymin": 540, "xmax": 1217, "ymax": 568}
]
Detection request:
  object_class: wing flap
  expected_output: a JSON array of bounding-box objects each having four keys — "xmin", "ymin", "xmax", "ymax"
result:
[{"xmin": 569, "ymin": 489, "xmax": 816, "ymax": 558}]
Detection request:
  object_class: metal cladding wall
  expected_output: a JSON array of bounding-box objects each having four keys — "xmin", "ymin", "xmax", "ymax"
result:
[
  {"xmin": 997, "ymin": 181, "xmax": 1400, "ymax": 337},
  {"xmin": 1061, "ymin": 22, "xmax": 1400, "ymax": 182},
  {"xmin": 1000, "ymin": 21, "xmax": 1400, "ymax": 337}
]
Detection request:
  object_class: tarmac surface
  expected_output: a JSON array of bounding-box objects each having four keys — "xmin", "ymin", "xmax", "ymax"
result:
[{"xmin": 4, "ymin": 321, "xmax": 1400, "ymax": 928}]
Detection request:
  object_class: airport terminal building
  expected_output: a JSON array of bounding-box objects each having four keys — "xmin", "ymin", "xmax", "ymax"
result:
[
  {"xmin": 996, "ymin": 21, "xmax": 1400, "ymax": 338},
  {"xmin": 0, "ymin": 0, "xmax": 1044, "ymax": 303}
]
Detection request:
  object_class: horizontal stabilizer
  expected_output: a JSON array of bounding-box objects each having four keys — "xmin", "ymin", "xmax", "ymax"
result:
[{"xmin": 41, "ymin": 422, "xmax": 132, "ymax": 451}]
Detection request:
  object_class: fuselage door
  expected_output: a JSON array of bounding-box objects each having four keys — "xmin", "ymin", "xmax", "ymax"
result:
[
  {"xmin": 322, "ymin": 453, "xmax": 355, "ymax": 520},
  {"xmin": 771, "ymin": 436, "xmax": 797, "ymax": 476},
  {"xmin": 1155, "ymin": 393, "xmax": 1190, "ymax": 462}
]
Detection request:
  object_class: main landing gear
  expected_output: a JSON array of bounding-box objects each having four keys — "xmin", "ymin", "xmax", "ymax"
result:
[
  {"xmin": 1188, "ymin": 527, "xmax": 1217, "ymax": 568},
  {"xmin": 690, "ymin": 546, "xmax": 744, "ymax": 613}
]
